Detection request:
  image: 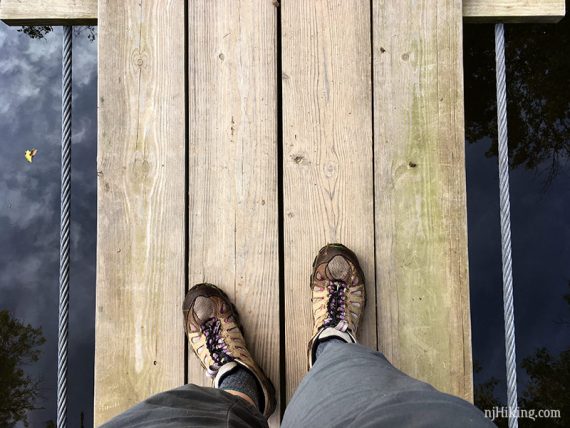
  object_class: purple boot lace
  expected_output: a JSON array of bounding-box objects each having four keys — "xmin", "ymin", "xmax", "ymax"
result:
[
  {"xmin": 324, "ymin": 280, "xmax": 349, "ymax": 332},
  {"xmin": 202, "ymin": 317, "xmax": 233, "ymax": 376}
]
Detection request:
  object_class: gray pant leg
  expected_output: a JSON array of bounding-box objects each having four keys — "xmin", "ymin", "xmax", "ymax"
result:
[
  {"xmin": 100, "ymin": 384, "xmax": 267, "ymax": 428},
  {"xmin": 282, "ymin": 342, "xmax": 494, "ymax": 428}
]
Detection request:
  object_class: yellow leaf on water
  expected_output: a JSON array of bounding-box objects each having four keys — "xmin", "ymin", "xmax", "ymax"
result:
[{"xmin": 24, "ymin": 149, "xmax": 38, "ymax": 163}]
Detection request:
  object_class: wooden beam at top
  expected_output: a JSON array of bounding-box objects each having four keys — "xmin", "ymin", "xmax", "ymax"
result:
[
  {"xmin": 0, "ymin": 0, "xmax": 565, "ymax": 26},
  {"xmin": 0, "ymin": 0, "xmax": 97, "ymax": 25},
  {"xmin": 464, "ymin": 0, "xmax": 565, "ymax": 23}
]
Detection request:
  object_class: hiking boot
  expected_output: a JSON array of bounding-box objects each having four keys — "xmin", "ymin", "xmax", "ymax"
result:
[
  {"xmin": 307, "ymin": 244, "xmax": 366, "ymax": 368},
  {"xmin": 183, "ymin": 283, "xmax": 276, "ymax": 418}
]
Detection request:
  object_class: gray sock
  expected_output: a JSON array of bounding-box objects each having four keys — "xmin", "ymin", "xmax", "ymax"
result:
[
  {"xmin": 315, "ymin": 337, "xmax": 346, "ymax": 360},
  {"xmin": 218, "ymin": 366, "xmax": 263, "ymax": 411}
]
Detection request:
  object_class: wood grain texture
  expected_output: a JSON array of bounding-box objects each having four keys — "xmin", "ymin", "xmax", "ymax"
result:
[
  {"xmin": 464, "ymin": 0, "xmax": 565, "ymax": 23},
  {"xmin": 282, "ymin": 0, "xmax": 376, "ymax": 402},
  {"xmin": 0, "ymin": 0, "xmax": 96, "ymax": 25},
  {"xmin": 1, "ymin": 0, "xmax": 564, "ymax": 26},
  {"xmin": 373, "ymin": 0, "xmax": 473, "ymax": 401},
  {"xmin": 187, "ymin": 1, "xmax": 280, "ymax": 424},
  {"xmin": 94, "ymin": 0, "xmax": 185, "ymax": 424}
]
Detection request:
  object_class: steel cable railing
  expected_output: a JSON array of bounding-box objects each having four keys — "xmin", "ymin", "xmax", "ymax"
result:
[
  {"xmin": 495, "ymin": 22, "xmax": 519, "ymax": 428},
  {"xmin": 56, "ymin": 25, "xmax": 72, "ymax": 428}
]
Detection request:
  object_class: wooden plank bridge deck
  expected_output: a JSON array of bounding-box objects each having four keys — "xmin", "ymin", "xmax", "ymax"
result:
[
  {"xmin": 0, "ymin": 0, "xmax": 564, "ymax": 426},
  {"xmin": 103, "ymin": 1, "xmax": 474, "ymax": 423}
]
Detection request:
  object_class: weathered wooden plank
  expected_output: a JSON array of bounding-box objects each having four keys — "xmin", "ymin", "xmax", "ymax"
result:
[
  {"xmin": 94, "ymin": 0, "xmax": 185, "ymax": 425},
  {"xmin": 282, "ymin": 0, "xmax": 376, "ymax": 402},
  {"xmin": 187, "ymin": 1, "xmax": 280, "ymax": 424},
  {"xmin": 373, "ymin": 0, "xmax": 473, "ymax": 401},
  {"xmin": 0, "ymin": 0, "xmax": 97, "ymax": 25},
  {"xmin": 464, "ymin": 0, "xmax": 565, "ymax": 23},
  {"xmin": 0, "ymin": 0, "xmax": 565, "ymax": 26}
]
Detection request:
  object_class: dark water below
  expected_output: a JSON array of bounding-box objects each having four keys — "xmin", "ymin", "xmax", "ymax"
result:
[
  {"xmin": 464, "ymin": 19, "xmax": 570, "ymax": 426},
  {"xmin": 0, "ymin": 11, "xmax": 569, "ymax": 428}
]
